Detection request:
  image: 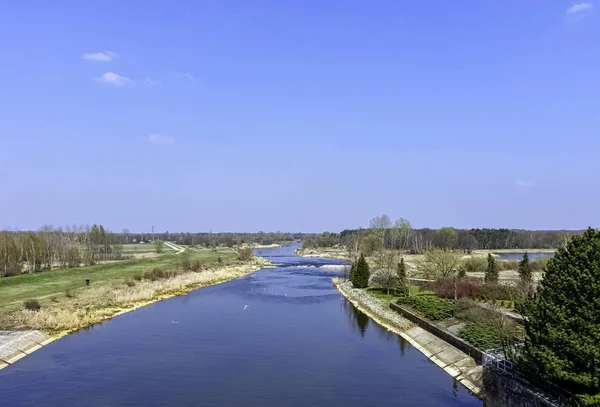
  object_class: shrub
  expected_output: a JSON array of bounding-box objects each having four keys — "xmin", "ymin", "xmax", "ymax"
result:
[
  {"xmin": 480, "ymin": 283, "xmax": 523, "ymax": 302},
  {"xmin": 24, "ymin": 299, "xmax": 41, "ymax": 311},
  {"xmin": 497, "ymin": 260, "xmax": 519, "ymax": 271},
  {"xmin": 237, "ymin": 248, "xmax": 253, "ymax": 261},
  {"xmin": 145, "ymin": 267, "xmax": 167, "ymax": 281},
  {"xmin": 190, "ymin": 260, "xmax": 202, "ymax": 272},
  {"xmin": 133, "ymin": 274, "xmax": 143, "ymax": 282},
  {"xmin": 65, "ymin": 289, "xmax": 74, "ymax": 298},
  {"xmin": 579, "ymin": 394, "xmax": 600, "ymax": 407},
  {"xmin": 397, "ymin": 295, "xmax": 455, "ymax": 320},
  {"xmin": 461, "ymin": 256, "xmax": 487, "ymax": 274},
  {"xmin": 180, "ymin": 258, "xmax": 191, "ymax": 271},
  {"xmin": 426, "ymin": 277, "xmax": 484, "ymax": 299},
  {"xmin": 459, "ymin": 322, "xmax": 502, "ymax": 350},
  {"xmin": 125, "ymin": 279, "xmax": 136, "ymax": 287}
]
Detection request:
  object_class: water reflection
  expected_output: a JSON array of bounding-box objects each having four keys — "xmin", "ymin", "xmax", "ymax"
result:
[{"xmin": 398, "ymin": 335, "xmax": 408, "ymax": 355}]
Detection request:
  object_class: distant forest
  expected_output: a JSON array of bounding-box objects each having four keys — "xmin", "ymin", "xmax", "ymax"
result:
[{"xmin": 304, "ymin": 226, "xmax": 583, "ymax": 253}]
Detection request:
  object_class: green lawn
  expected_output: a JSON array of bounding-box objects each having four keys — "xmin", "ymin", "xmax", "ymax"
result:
[
  {"xmin": 367, "ymin": 285, "xmax": 433, "ymax": 302},
  {"xmin": 0, "ymin": 248, "xmax": 236, "ymax": 311}
]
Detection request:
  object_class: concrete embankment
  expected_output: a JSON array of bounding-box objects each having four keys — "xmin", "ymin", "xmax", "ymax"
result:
[
  {"xmin": 0, "ymin": 330, "xmax": 54, "ymax": 371},
  {"xmin": 336, "ymin": 281, "xmax": 483, "ymax": 395}
]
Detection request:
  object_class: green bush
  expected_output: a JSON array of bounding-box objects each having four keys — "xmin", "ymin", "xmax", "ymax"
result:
[
  {"xmin": 23, "ymin": 299, "xmax": 41, "ymax": 311},
  {"xmin": 458, "ymin": 322, "xmax": 502, "ymax": 350},
  {"xmin": 579, "ymin": 393, "xmax": 600, "ymax": 407},
  {"xmin": 397, "ymin": 295, "xmax": 455, "ymax": 320}
]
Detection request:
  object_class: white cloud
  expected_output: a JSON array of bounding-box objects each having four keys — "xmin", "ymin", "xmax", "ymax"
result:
[
  {"xmin": 567, "ymin": 2, "xmax": 593, "ymax": 14},
  {"xmin": 148, "ymin": 134, "xmax": 175, "ymax": 145},
  {"xmin": 516, "ymin": 180, "xmax": 534, "ymax": 187},
  {"xmin": 93, "ymin": 72, "xmax": 134, "ymax": 87},
  {"xmin": 82, "ymin": 51, "xmax": 117, "ymax": 62},
  {"xmin": 145, "ymin": 78, "xmax": 160, "ymax": 86}
]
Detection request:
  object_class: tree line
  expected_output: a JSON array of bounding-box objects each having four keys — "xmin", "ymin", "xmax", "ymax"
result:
[
  {"xmin": 304, "ymin": 215, "xmax": 581, "ymax": 253},
  {"xmin": 119, "ymin": 230, "xmax": 303, "ymax": 247},
  {"xmin": 0, "ymin": 225, "xmax": 122, "ymax": 277}
]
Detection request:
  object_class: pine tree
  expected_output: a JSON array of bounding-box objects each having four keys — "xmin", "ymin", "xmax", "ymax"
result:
[
  {"xmin": 523, "ymin": 228, "xmax": 600, "ymax": 394},
  {"xmin": 397, "ymin": 257, "xmax": 408, "ymax": 296},
  {"xmin": 349, "ymin": 261, "xmax": 357, "ymax": 282},
  {"xmin": 485, "ymin": 253, "xmax": 498, "ymax": 284},
  {"xmin": 518, "ymin": 252, "xmax": 533, "ymax": 286},
  {"xmin": 352, "ymin": 253, "xmax": 370, "ymax": 288}
]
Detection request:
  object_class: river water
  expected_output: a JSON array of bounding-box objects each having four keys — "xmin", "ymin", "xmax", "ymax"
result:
[
  {"xmin": 495, "ymin": 252, "xmax": 554, "ymax": 261},
  {"xmin": 0, "ymin": 245, "xmax": 482, "ymax": 406}
]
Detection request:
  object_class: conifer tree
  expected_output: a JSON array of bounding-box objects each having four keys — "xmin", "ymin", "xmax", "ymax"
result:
[
  {"xmin": 523, "ymin": 228, "xmax": 600, "ymax": 394},
  {"xmin": 352, "ymin": 253, "xmax": 370, "ymax": 288},
  {"xmin": 397, "ymin": 257, "xmax": 408, "ymax": 296},
  {"xmin": 518, "ymin": 252, "xmax": 533, "ymax": 286},
  {"xmin": 485, "ymin": 253, "xmax": 498, "ymax": 284}
]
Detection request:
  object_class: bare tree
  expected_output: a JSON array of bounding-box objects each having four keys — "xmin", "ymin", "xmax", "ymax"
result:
[
  {"xmin": 370, "ymin": 268, "xmax": 401, "ymax": 295},
  {"xmin": 416, "ymin": 248, "xmax": 463, "ymax": 279},
  {"xmin": 394, "ymin": 218, "xmax": 412, "ymax": 250}
]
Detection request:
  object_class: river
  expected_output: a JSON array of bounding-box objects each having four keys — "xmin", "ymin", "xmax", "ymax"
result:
[
  {"xmin": 0, "ymin": 245, "xmax": 482, "ymax": 406},
  {"xmin": 495, "ymin": 252, "xmax": 554, "ymax": 260}
]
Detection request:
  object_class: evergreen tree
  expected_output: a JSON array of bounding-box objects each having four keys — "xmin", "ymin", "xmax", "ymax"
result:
[
  {"xmin": 518, "ymin": 252, "xmax": 533, "ymax": 286},
  {"xmin": 349, "ymin": 261, "xmax": 357, "ymax": 282},
  {"xmin": 485, "ymin": 253, "xmax": 498, "ymax": 284},
  {"xmin": 397, "ymin": 258, "xmax": 408, "ymax": 296},
  {"xmin": 523, "ymin": 228, "xmax": 600, "ymax": 394},
  {"xmin": 352, "ymin": 253, "xmax": 370, "ymax": 288}
]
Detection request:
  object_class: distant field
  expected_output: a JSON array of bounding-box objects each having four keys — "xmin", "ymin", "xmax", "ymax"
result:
[
  {"xmin": 121, "ymin": 243, "xmax": 173, "ymax": 253},
  {"xmin": 0, "ymin": 248, "xmax": 236, "ymax": 312}
]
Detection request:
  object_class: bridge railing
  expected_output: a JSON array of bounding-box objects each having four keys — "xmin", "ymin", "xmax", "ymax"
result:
[{"xmin": 483, "ymin": 348, "xmax": 586, "ymax": 407}]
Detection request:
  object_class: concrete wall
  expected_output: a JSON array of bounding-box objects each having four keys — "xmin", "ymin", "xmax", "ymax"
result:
[
  {"xmin": 390, "ymin": 303, "xmax": 484, "ymax": 363},
  {"xmin": 482, "ymin": 366, "xmax": 558, "ymax": 407}
]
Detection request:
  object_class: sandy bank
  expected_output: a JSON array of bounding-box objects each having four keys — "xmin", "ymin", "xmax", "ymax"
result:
[{"xmin": 336, "ymin": 281, "xmax": 483, "ymax": 395}]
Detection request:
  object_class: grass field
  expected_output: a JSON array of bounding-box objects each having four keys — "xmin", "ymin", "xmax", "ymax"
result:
[
  {"xmin": 0, "ymin": 248, "xmax": 236, "ymax": 312},
  {"xmin": 121, "ymin": 243, "xmax": 173, "ymax": 253}
]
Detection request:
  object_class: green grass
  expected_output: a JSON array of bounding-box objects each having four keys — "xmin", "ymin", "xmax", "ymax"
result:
[
  {"xmin": 0, "ymin": 248, "xmax": 236, "ymax": 311},
  {"xmin": 366, "ymin": 284, "xmax": 435, "ymax": 303}
]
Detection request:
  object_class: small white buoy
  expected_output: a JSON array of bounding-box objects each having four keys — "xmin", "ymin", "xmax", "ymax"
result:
[
  {"xmin": 244, "ymin": 305, "xmax": 248, "ymax": 310},
  {"xmin": 172, "ymin": 321, "xmax": 178, "ymax": 324}
]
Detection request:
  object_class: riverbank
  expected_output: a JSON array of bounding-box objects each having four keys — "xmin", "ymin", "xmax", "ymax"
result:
[
  {"xmin": 336, "ymin": 280, "xmax": 483, "ymax": 395},
  {"xmin": 0, "ymin": 256, "xmax": 272, "ymax": 370}
]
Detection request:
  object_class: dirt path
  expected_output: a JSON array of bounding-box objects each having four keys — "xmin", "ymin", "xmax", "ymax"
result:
[{"xmin": 164, "ymin": 241, "xmax": 185, "ymax": 254}]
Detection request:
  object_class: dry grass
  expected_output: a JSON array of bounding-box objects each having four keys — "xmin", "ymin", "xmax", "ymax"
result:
[{"xmin": 2, "ymin": 258, "xmax": 272, "ymax": 334}]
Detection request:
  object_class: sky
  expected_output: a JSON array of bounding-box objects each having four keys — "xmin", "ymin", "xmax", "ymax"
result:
[{"xmin": 1, "ymin": 1, "xmax": 599, "ymax": 233}]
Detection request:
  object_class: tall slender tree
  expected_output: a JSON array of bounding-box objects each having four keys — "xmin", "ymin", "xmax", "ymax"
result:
[
  {"xmin": 485, "ymin": 253, "xmax": 499, "ymax": 284},
  {"xmin": 518, "ymin": 252, "xmax": 533, "ymax": 286},
  {"xmin": 397, "ymin": 257, "xmax": 408, "ymax": 296},
  {"xmin": 352, "ymin": 253, "xmax": 370, "ymax": 288}
]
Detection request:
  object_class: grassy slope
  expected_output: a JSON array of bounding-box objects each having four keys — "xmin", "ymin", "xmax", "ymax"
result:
[
  {"xmin": 0, "ymin": 248, "xmax": 235, "ymax": 311},
  {"xmin": 121, "ymin": 243, "xmax": 174, "ymax": 253}
]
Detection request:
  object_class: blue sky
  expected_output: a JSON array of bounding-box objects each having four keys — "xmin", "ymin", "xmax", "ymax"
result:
[{"xmin": 1, "ymin": 1, "xmax": 599, "ymax": 233}]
